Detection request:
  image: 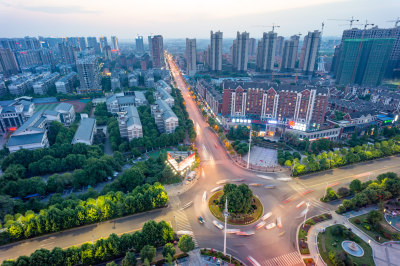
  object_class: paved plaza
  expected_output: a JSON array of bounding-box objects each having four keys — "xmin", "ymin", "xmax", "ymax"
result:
[{"xmin": 246, "ymin": 146, "xmax": 278, "ymax": 167}]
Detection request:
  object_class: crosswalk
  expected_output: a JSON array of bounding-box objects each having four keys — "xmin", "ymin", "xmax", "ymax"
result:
[
  {"xmin": 170, "ymin": 196, "xmax": 199, "ymax": 247},
  {"xmin": 261, "ymin": 252, "xmax": 303, "ymax": 266}
]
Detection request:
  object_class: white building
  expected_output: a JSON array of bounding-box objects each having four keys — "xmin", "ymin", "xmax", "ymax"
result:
[
  {"xmin": 106, "ymin": 93, "xmax": 136, "ymax": 114},
  {"xmin": 118, "ymin": 106, "xmax": 143, "ymax": 140},
  {"xmin": 134, "ymin": 91, "xmax": 147, "ymax": 106},
  {"xmin": 33, "ymin": 72, "xmax": 60, "ymax": 95},
  {"xmin": 55, "ymin": 102, "xmax": 76, "ymax": 126},
  {"xmin": 151, "ymin": 99, "xmax": 179, "ymax": 133},
  {"xmin": 55, "ymin": 72, "xmax": 77, "ymax": 94}
]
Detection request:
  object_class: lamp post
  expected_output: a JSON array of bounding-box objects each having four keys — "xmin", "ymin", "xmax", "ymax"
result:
[
  {"xmin": 247, "ymin": 129, "xmax": 252, "ymax": 169},
  {"xmin": 223, "ymin": 198, "xmax": 228, "ymax": 256},
  {"xmin": 303, "ymin": 201, "xmax": 311, "ymax": 228}
]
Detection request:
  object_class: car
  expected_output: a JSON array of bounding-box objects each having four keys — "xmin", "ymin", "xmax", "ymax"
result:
[
  {"xmin": 265, "ymin": 223, "xmax": 276, "ymax": 230},
  {"xmin": 210, "ymin": 186, "xmax": 223, "ymax": 193},
  {"xmin": 216, "ymin": 179, "xmax": 228, "ymax": 185},
  {"xmin": 276, "ymin": 217, "xmax": 282, "ymax": 228},
  {"xmin": 226, "ymin": 228, "xmax": 240, "ymax": 234},
  {"xmin": 213, "ymin": 220, "xmax": 224, "ymax": 230},
  {"xmin": 249, "ymin": 183, "xmax": 263, "ymax": 187},
  {"xmin": 264, "ymin": 185, "xmax": 276, "ymax": 189},
  {"xmin": 261, "ymin": 212, "xmax": 272, "ymax": 221},
  {"xmin": 236, "ymin": 230, "xmax": 255, "ymax": 236},
  {"xmin": 255, "ymin": 221, "xmax": 266, "ymax": 229},
  {"xmin": 198, "ymin": 216, "xmax": 204, "ymax": 224}
]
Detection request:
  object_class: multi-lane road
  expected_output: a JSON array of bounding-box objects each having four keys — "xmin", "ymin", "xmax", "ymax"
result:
[{"xmin": 2, "ymin": 56, "xmax": 400, "ymax": 265}]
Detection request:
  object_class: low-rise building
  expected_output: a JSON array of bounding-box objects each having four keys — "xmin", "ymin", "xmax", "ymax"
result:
[
  {"xmin": 134, "ymin": 91, "xmax": 147, "ymax": 106},
  {"xmin": 72, "ymin": 117, "xmax": 96, "ymax": 145},
  {"xmin": 156, "ymin": 80, "xmax": 172, "ymax": 93},
  {"xmin": 0, "ymin": 81, "xmax": 7, "ymax": 96},
  {"xmin": 33, "ymin": 72, "xmax": 60, "ymax": 95},
  {"xmin": 55, "ymin": 72, "xmax": 77, "ymax": 94},
  {"xmin": 196, "ymin": 79, "xmax": 222, "ymax": 115},
  {"xmin": 6, "ymin": 111, "xmax": 55, "ymax": 152},
  {"xmin": 0, "ymin": 98, "xmax": 35, "ymax": 134},
  {"xmin": 151, "ymin": 99, "xmax": 179, "ymax": 133},
  {"xmin": 55, "ymin": 102, "xmax": 76, "ymax": 125},
  {"xmin": 118, "ymin": 106, "xmax": 143, "ymax": 140},
  {"xmin": 155, "ymin": 86, "xmax": 174, "ymax": 107},
  {"xmin": 111, "ymin": 77, "xmax": 121, "ymax": 91},
  {"xmin": 106, "ymin": 93, "xmax": 136, "ymax": 114}
]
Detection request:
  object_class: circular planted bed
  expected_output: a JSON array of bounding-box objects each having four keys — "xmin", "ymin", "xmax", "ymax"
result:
[{"xmin": 208, "ymin": 190, "xmax": 263, "ymax": 225}]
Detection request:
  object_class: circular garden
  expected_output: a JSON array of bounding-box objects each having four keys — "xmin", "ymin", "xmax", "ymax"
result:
[{"xmin": 208, "ymin": 183, "xmax": 263, "ymax": 225}]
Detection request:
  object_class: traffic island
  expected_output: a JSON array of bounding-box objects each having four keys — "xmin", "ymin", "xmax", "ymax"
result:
[
  {"xmin": 200, "ymin": 248, "xmax": 245, "ymax": 265},
  {"xmin": 298, "ymin": 213, "xmax": 332, "ymax": 255},
  {"xmin": 317, "ymin": 225, "xmax": 374, "ymax": 266},
  {"xmin": 208, "ymin": 189, "xmax": 263, "ymax": 225}
]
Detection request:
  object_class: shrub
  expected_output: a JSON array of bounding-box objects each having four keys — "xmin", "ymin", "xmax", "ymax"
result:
[
  {"xmin": 364, "ymin": 224, "xmax": 371, "ymax": 231},
  {"xmin": 354, "ymin": 219, "xmax": 361, "ymax": 224}
]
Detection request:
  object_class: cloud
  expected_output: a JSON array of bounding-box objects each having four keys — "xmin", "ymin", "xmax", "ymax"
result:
[{"xmin": 0, "ymin": 0, "xmax": 97, "ymax": 14}]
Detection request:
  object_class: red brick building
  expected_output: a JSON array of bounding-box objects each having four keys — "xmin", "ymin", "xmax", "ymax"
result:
[{"xmin": 221, "ymin": 81, "xmax": 329, "ymax": 128}]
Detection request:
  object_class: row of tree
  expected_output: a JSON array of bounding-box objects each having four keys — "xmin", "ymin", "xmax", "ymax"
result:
[
  {"xmin": 0, "ymin": 183, "xmax": 168, "ymax": 243},
  {"xmin": 277, "ymin": 150, "xmax": 301, "ymax": 166},
  {"xmin": 230, "ymin": 140, "xmax": 249, "ymax": 156},
  {"xmin": 226, "ymin": 125, "xmax": 250, "ymax": 141},
  {"xmin": 292, "ymin": 139, "xmax": 400, "ymax": 176},
  {"xmin": 337, "ymin": 172, "xmax": 400, "ymax": 213},
  {"xmin": 2, "ymin": 220, "xmax": 191, "ymax": 266}
]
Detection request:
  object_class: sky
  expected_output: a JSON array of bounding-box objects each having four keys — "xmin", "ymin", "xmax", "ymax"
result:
[{"xmin": 0, "ymin": 0, "xmax": 399, "ymax": 39}]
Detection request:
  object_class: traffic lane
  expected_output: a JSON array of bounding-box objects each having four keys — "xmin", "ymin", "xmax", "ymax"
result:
[
  {"xmin": 0, "ymin": 207, "xmax": 174, "ymax": 262},
  {"xmin": 297, "ymin": 155, "xmax": 400, "ymax": 188}
]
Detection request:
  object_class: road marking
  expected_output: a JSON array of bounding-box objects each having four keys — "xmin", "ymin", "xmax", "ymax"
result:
[{"xmin": 262, "ymin": 251, "xmax": 303, "ymax": 266}]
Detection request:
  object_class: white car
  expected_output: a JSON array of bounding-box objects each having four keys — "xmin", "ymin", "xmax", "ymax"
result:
[
  {"xmin": 255, "ymin": 221, "xmax": 266, "ymax": 229},
  {"xmin": 237, "ymin": 230, "xmax": 255, "ymax": 236},
  {"xmin": 261, "ymin": 212, "xmax": 272, "ymax": 221},
  {"xmin": 264, "ymin": 185, "xmax": 276, "ymax": 189},
  {"xmin": 249, "ymin": 183, "xmax": 263, "ymax": 187},
  {"xmin": 216, "ymin": 179, "xmax": 228, "ymax": 185},
  {"xmin": 265, "ymin": 223, "xmax": 276, "ymax": 230},
  {"xmin": 213, "ymin": 220, "xmax": 224, "ymax": 230},
  {"xmin": 226, "ymin": 228, "xmax": 240, "ymax": 234},
  {"xmin": 210, "ymin": 186, "xmax": 223, "ymax": 193},
  {"xmin": 276, "ymin": 217, "xmax": 282, "ymax": 228}
]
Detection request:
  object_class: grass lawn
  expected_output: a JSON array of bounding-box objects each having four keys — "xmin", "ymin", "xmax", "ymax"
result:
[
  {"xmin": 349, "ymin": 212, "xmax": 398, "ymax": 243},
  {"xmin": 35, "ymin": 103, "xmax": 58, "ymax": 112},
  {"xmin": 147, "ymin": 149, "xmax": 168, "ymax": 159},
  {"xmin": 208, "ymin": 191, "xmax": 263, "ymax": 225},
  {"xmin": 317, "ymin": 225, "xmax": 374, "ymax": 266}
]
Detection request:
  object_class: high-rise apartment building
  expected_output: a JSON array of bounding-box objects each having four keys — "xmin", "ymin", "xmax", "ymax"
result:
[
  {"xmin": 276, "ymin": 36, "xmax": 285, "ymax": 57},
  {"xmin": 249, "ymin": 38, "xmax": 257, "ymax": 56},
  {"xmin": 332, "ymin": 26, "xmax": 400, "ymax": 78},
  {"xmin": 58, "ymin": 43, "xmax": 77, "ymax": 65},
  {"xmin": 87, "ymin": 37, "xmax": 101, "ymax": 54},
  {"xmin": 151, "ymin": 35, "xmax": 165, "ymax": 68},
  {"xmin": 147, "ymin": 36, "xmax": 152, "ymax": 52},
  {"xmin": 232, "ymin": 31, "xmax": 249, "ymax": 72},
  {"xmin": 185, "ymin": 38, "xmax": 197, "ymax": 76},
  {"xmin": 299, "ymin": 30, "xmax": 321, "ymax": 75},
  {"xmin": 76, "ymin": 56, "xmax": 101, "ymax": 94},
  {"xmin": 335, "ymin": 38, "xmax": 395, "ymax": 86},
  {"xmin": 99, "ymin": 36, "xmax": 108, "ymax": 52},
  {"xmin": 136, "ymin": 36, "xmax": 144, "ymax": 53},
  {"xmin": 256, "ymin": 31, "xmax": 277, "ymax": 72},
  {"xmin": 209, "ymin": 31, "xmax": 223, "ymax": 71},
  {"xmin": 0, "ymin": 48, "xmax": 19, "ymax": 77},
  {"xmin": 78, "ymin": 37, "xmax": 87, "ymax": 51},
  {"xmin": 111, "ymin": 36, "xmax": 119, "ymax": 51},
  {"xmin": 281, "ymin": 35, "xmax": 300, "ymax": 72}
]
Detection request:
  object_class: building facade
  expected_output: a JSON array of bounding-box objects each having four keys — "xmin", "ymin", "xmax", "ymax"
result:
[
  {"xmin": 118, "ymin": 106, "xmax": 143, "ymax": 140},
  {"xmin": 185, "ymin": 38, "xmax": 197, "ymax": 76},
  {"xmin": 76, "ymin": 56, "xmax": 101, "ymax": 94},
  {"xmin": 299, "ymin": 30, "xmax": 321, "ymax": 75},
  {"xmin": 55, "ymin": 72, "xmax": 77, "ymax": 94},
  {"xmin": 256, "ymin": 31, "xmax": 277, "ymax": 72},
  {"xmin": 209, "ymin": 31, "xmax": 223, "ymax": 71},
  {"xmin": 151, "ymin": 35, "xmax": 165, "ymax": 68},
  {"xmin": 221, "ymin": 81, "xmax": 329, "ymax": 128},
  {"xmin": 281, "ymin": 35, "xmax": 299, "ymax": 72}
]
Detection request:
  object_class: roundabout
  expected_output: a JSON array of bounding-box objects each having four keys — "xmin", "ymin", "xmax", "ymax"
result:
[{"xmin": 208, "ymin": 188, "xmax": 263, "ymax": 225}]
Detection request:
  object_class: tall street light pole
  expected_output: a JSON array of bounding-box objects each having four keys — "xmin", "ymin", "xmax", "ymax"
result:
[
  {"xmin": 223, "ymin": 198, "xmax": 228, "ymax": 255},
  {"xmin": 247, "ymin": 129, "xmax": 252, "ymax": 169}
]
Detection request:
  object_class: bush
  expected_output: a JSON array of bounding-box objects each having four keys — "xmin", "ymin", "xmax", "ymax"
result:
[{"xmin": 354, "ymin": 219, "xmax": 361, "ymax": 224}]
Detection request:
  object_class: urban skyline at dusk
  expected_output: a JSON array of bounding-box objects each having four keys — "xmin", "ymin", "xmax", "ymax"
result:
[{"xmin": 0, "ymin": 0, "xmax": 399, "ymax": 38}]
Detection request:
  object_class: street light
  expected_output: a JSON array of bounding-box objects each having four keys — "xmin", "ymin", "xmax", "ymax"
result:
[
  {"xmin": 247, "ymin": 129, "xmax": 252, "ymax": 169},
  {"xmin": 223, "ymin": 198, "xmax": 228, "ymax": 256},
  {"xmin": 302, "ymin": 201, "xmax": 311, "ymax": 228}
]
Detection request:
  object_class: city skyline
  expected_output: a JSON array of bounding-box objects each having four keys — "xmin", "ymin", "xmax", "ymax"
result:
[{"xmin": 0, "ymin": 0, "xmax": 399, "ymax": 38}]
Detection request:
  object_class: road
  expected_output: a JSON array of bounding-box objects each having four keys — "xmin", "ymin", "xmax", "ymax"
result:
[{"xmin": 2, "ymin": 57, "xmax": 400, "ymax": 265}]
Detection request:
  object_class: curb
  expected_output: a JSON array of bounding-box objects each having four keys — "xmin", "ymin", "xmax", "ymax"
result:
[{"xmin": 201, "ymin": 247, "xmax": 246, "ymax": 265}]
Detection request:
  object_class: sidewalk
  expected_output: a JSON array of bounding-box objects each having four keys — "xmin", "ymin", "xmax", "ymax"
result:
[{"xmin": 306, "ymin": 211, "xmax": 400, "ymax": 266}]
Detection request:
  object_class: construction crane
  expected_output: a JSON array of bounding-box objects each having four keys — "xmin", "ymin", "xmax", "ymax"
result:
[
  {"xmin": 252, "ymin": 23, "xmax": 280, "ymax": 32},
  {"xmin": 387, "ymin": 17, "xmax": 400, "ymax": 27},
  {"xmin": 328, "ymin": 16, "xmax": 359, "ymax": 28}
]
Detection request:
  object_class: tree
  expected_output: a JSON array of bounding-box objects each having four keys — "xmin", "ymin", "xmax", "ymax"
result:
[
  {"xmin": 140, "ymin": 245, "xmax": 156, "ymax": 263},
  {"xmin": 162, "ymin": 243, "xmax": 176, "ymax": 259},
  {"xmin": 122, "ymin": 251, "xmax": 137, "ymax": 266},
  {"xmin": 178, "ymin": 235, "xmax": 195, "ymax": 253},
  {"xmin": 349, "ymin": 179, "xmax": 362, "ymax": 193},
  {"xmin": 337, "ymin": 187, "xmax": 350, "ymax": 198},
  {"xmin": 367, "ymin": 210, "xmax": 383, "ymax": 226}
]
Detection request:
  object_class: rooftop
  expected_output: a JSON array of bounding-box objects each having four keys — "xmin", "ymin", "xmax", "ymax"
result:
[
  {"xmin": 72, "ymin": 118, "xmax": 96, "ymax": 144},
  {"xmin": 7, "ymin": 132, "xmax": 45, "ymax": 147}
]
